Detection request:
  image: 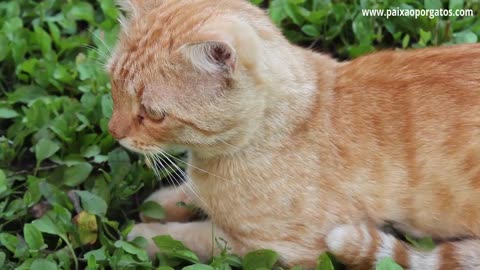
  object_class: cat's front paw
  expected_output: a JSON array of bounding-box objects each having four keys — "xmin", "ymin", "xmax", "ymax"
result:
[
  {"xmin": 128, "ymin": 223, "xmax": 167, "ymax": 257},
  {"xmin": 141, "ymin": 186, "xmax": 196, "ymax": 222},
  {"xmin": 127, "ymin": 221, "xmax": 217, "ymax": 261}
]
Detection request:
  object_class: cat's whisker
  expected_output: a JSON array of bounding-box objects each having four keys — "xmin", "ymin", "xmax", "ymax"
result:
[
  {"xmin": 155, "ymin": 149, "xmax": 209, "ymax": 210},
  {"xmin": 80, "ymin": 44, "xmax": 111, "ymax": 67},
  {"xmin": 88, "ymin": 28, "xmax": 114, "ymax": 58},
  {"xmin": 150, "ymin": 152, "xmax": 185, "ymax": 196},
  {"xmin": 154, "ymin": 147, "xmax": 239, "ymax": 185}
]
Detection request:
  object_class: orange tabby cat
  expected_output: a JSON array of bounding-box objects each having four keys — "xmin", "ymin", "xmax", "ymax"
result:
[{"xmin": 107, "ymin": 0, "xmax": 480, "ymax": 269}]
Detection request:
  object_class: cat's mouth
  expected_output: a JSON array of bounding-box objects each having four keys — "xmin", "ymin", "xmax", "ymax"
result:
[{"xmin": 118, "ymin": 138, "xmax": 161, "ymax": 154}]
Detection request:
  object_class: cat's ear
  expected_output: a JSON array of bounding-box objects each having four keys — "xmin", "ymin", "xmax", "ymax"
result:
[
  {"xmin": 116, "ymin": 0, "xmax": 162, "ymax": 16},
  {"xmin": 181, "ymin": 41, "xmax": 237, "ymax": 75}
]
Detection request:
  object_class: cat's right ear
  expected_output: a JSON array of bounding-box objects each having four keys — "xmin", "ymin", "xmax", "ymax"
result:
[
  {"xmin": 116, "ymin": 0, "xmax": 162, "ymax": 17},
  {"xmin": 180, "ymin": 40, "xmax": 237, "ymax": 76}
]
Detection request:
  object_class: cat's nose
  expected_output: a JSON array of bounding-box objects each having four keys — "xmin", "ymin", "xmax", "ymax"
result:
[{"xmin": 108, "ymin": 118, "xmax": 127, "ymax": 140}]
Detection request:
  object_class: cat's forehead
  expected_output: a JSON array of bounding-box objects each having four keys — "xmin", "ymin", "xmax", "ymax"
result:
[{"xmin": 107, "ymin": 2, "xmax": 221, "ymax": 87}]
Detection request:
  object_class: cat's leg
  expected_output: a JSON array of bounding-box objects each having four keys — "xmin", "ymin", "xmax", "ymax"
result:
[
  {"xmin": 141, "ymin": 183, "xmax": 197, "ymax": 222},
  {"xmin": 127, "ymin": 220, "xmax": 236, "ymax": 261},
  {"xmin": 325, "ymin": 224, "xmax": 480, "ymax": 270}
]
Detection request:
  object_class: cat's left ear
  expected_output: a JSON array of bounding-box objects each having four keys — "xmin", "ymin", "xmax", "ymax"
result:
[{"xmin": 181, "ymin": 40, "xmax": 237, "ymax": 76}]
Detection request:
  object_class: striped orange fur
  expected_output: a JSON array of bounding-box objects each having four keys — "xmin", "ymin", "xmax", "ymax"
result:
[{"xmin": 107, "ymin": 0, "xmax": 480, "ymax": 269}]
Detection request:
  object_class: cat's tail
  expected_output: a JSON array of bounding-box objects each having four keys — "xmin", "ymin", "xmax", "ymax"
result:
[{"xmin": 325, "ymin": 224, "xmax": 480, "ymax": 270}]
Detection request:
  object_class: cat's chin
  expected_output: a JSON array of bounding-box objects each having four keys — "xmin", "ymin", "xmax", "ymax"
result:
[{"xmin": 118, "ymin": 138, "xmax": 182, "ymax": 155}]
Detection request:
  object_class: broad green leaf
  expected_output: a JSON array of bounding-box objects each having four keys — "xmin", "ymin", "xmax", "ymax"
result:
[
  {"xmin": 35, "ymin": 139, "xmax": 60, "ymax": 164},
  {"xmin": 34, "ymin": 26, "xmax": 52, "ymax": 56},
  {"xmin": 424, "ymin": 0, "xmax": 442, "ymax": 9},
  {"xmin": 182, "ymin": 264, "xmax": 215, "ymax": 270},
  {"xmin": 69, "ymin": 2, "xmax": 95, "ymax": 23},
  {"xmin": 0, "ymin": 108, "xmax": 19, "ymax": 119},
  {"xmin": 30, "ymin": 259, "xmax": 58, "ymax": 270},
  {"xmin": 108, "ymin": 148, "xmax": 131, "ymax": 182},
  {"xmin": 75, "ymin": 191, "xmax": 108, "ymax": 217},
  {"xmin": 153, "ymin": 235, "xmax": 200, "ymax": 263},
  {"xmin": 83, "ymin": 246, "xmax": 107, "ymax": 261},
  {"xmin": 82, "ymin": 145, "xmax": 101, "ymax": 158},
  {"xmin": 114, "ymin": 240, "xmax": 149, "ymax": 261},
  {"xmin": 243, "ymin": 249, "xmax": 278, "ymax": 270},
  {"xmin": 32, "ymin": 214, "xmax": 66, "ymax": 237},
  {"xmin": 101, "ymin": 94, "xmax": 113, "ymax": 118},
  {"xmin": 0, "ymin": 252, "xmax": 5, "ymax": 268},
  {"xmin": 301, "ymin": 25, "xmax": 320, "ymax": 37},
  {"xmin": 63, "ymin": 162, "xmax": 93, "ymax": 186},
  {"xmin": 24, "ymin": 224, "xmax": 45, "ymax": 250},
  {"xmin": 141, "ymin": 201, "xmax": 166, "ymax": 220},
  {"xmin": 449, "ymin": 0, "xmax": 464, "ymax": 11},
  {"xmin": 453, "ymin": 30, "xmax": 478, "ymax": 44},
  {"xmin": 0, "ymin": 170, "xmax": 7, "ymax": 194},
  {"xmin": 0, "ymin": 233, "xmax": 19, "ymax": 253},
  {"xmin": 405, "ymin": 235, "xmax": 436, "ymax": 251},
  {"xmin": 316, "ymin": 253, "xmax": 334, "ymax": 270},
  {"xmin": 39, "ymin": 181, "xmax": 72, "ymax": 208},
  {"xmin": 376, "ymin": 257, "xmax": 404, "ymax": 270}
]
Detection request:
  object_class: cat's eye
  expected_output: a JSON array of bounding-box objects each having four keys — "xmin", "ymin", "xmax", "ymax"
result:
[{"xmin": 143, "ymin": 106, "xmax": 166, "ymax": 122}]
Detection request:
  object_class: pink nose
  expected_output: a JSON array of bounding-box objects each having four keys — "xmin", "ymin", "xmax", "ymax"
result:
[{"xmin": 108, "ymin": 117, "xmax": 128, "ymax": 140}]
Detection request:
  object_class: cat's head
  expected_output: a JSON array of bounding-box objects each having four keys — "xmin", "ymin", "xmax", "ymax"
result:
[{"xmin": 107, "ymin": 0, "xmax": 281, "ymax": 156}]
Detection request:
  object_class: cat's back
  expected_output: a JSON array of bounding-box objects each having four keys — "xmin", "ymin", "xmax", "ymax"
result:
[
  {"xmin": 332, "ymin": 43, "xmax": 480, "ymax": 135},
  {"xmin": 336, "ymin": 43, "xmax": 480, "ymax": 94}
]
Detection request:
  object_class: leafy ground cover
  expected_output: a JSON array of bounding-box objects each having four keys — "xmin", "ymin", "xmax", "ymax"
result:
[{"xmin": 0, "ymin": 0, "xmax": 478, "ymax": 269}]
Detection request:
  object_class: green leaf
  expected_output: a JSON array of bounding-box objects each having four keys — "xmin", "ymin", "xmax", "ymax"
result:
[
  {"xmin": 449, "ymin": 0, "xmax": 464, "ymax": 11},
  {"xmin": 69, "ymin": 2, "xmax": 95, "ymax": 23},
  {"xmin": 301, "ymin": 25, "xmax": 320, "ymax": 37},
  {"xmin": 405, "ymin": 235, "xmax": 436, "ymax": 251},
  {"xmin": 243, "ymin": 249, "xmax": 278, "ymax": 270},
  {"xmin": 34, "ymin": 26, "xmax": 52, "ymax": 56},
  {"xmin": 75, "ymin": 191, "xmax": 108, "ymax": 217},
  {"xmin": 108, "ymin": 148, "xmax": 131, "ymax": 182},
  {"xmin": 316, "ymin": 253, "xmax": 334, "ymax": 270},
  {"xmin": 402, "ymin": 34, "xmax": 410, "ymax": 49},
  {"xmin": 376, "ymin": 257, "xmax": 404, "ymax": 270},
  {"xmin": 82, "ymin": 145, "xmax": 101, "ymax": 158},
  {"xmin": 7, "ymin": 85, "xmax": 47, "ymax": 104},
  {"xmin": 35, "ymin": 138, "xmax": 60, "ymax": 164},
  {"xmin": 453, "ymin": 30, "xmax": 478, "ymax": 44},
  {"xmin": 32, "ymin": 214, "xmax": 66, "ymax": 238},
  {"xmin": 23, "ymin": 224, "xmax": 45, "ymax": 250},
  {"xmin": 182, "ymin": 264, "xmax": 215, "ymax": 270},
  {"xmin": 0, "ymin": 170, "xmax": 7, "ymax": 194},
  {"xmin": 419, "ymin": 29, "xmax": 432, "ymax": 45},
  {"xmin": 101, "ymin": 94, "xmax": 113, "ymax": 118},
  {"xmin": 63, "ymin": 162, "xmax": 93, "ymax": 186},
  {"xmin": 153, "ymin": 235, "xmax": 200, "ymax": 263},
  {"xmin": 0, "ymin": 252, "xmax": 5, "ymax": 268},
  {"xmin": 0, "ymin": 107, "xmax": 19, "ymax": 119},
  {"xmin": 83, "ymin": 246, "xmax": 107, "ymax": 261},
  {"xmin": 141, "ymin": 201, "xmax": 166, "ymax": 220},
  {"xmin": 424, "ymin": 0, "xmax": 442, "ymax": 9},
  {"xmin": 114, "ymin": 240, "xmax": 149, "ymax": 261},
  {"xmin": 30, "ymin": 259, "xmax": 58, "ymax": 270},
  {"xmin": 0, "ymin": 233, "xmax": 19, "ymax": 253},
  {"xmin": 39, "ymin": 181, "xmax": 72, "ymax": 208},
  {"xmin": 157, "ymin": 267, "xmax": 175, "ymax": 270}
]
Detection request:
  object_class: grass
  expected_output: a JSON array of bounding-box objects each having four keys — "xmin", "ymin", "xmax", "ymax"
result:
[{"xmin": 0, "ymin": 0, "xmax": 478, "ymax": 269}]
